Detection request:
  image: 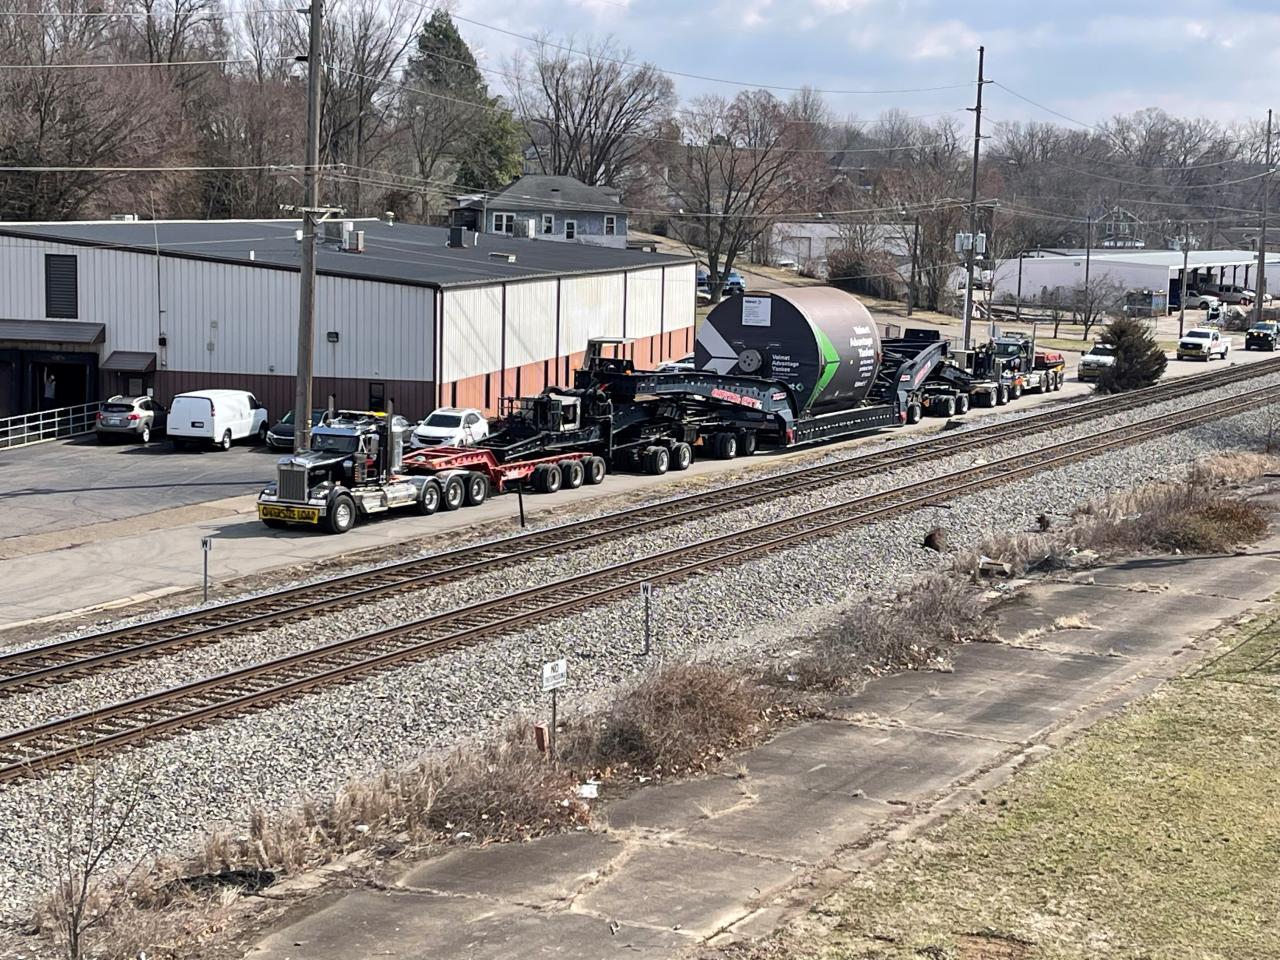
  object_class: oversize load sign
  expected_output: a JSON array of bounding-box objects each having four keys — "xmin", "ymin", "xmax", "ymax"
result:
[
  {"xmin": 741, "ymin": 297, "xmax": 772, "ymax": 327},
  {"xmin": 541, "ymin": 658, "xmax": 568, "ymax": 692}
]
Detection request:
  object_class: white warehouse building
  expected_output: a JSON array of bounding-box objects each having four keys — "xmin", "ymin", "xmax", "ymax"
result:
[
  {"xmin": 992, "ymin": 248, "xmax": 1280, "ymax": 307},
  {"xmin": 0, "ymin": 218, "xmax": 697, "ymax": 420}
]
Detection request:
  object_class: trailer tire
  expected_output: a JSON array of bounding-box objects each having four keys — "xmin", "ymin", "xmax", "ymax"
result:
[
  {"xmin": 559, "ymin": 459, "xmax": 585, "ymax": 489},
  {"xmin": 583, "ymin": 456, "xmax": 607, "ymax": 485},
  {"xmin": 713, "ymin": 432, "xmax": 737, "ymax": 459},
  {"xmin": 996, "ymin": 384, "xmax": 1010, "ymax": 406},
  {"xmin": 671, "ymin": 442, "xmax": 693, "ymax": 471},
  {"xmin": 416, "ymin": 480, "xmax": 441, "ymax": 515},
  {"xmin": 905, "ymin": 403, "xmax": 922, "ymax": 424},
  {"xmin": 939, "ymin": 396, "xmax": 956, "ymax": 417},
  {"xmin": 644, "ymin": 445, "xmax": 670, "ymax": 475},
  {"xmin": 463, "ymin": 472, "xmax": 489, "ymax": 506},
  {"xmin": 541, "ymin": 462, "xmax": 563, "ymax": 493},
  {"xmin": 739, "ymin": 431, "xmax": 757, "ymax": 456},
  {"xmin": 325, "ymin": 493, "xmax": 356, "ymax": 534},
  {"xmin": 440, "ymin": 474, "xmax": 465, "ymax": 511},
  {"xmin": 1011, "ymin": 381, "xmax": 1023, "ymax": 400},
  {"xmin": 955, "ymin": 393, "xmax": 970, "ymax": 414}
]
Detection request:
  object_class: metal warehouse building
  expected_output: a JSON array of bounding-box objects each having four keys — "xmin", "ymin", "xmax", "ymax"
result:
[{"xmin": 0, "ymin": 218, "xmax": 697, "ymax": 420}]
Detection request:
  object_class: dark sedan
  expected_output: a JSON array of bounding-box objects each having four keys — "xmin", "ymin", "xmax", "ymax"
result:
[{"xmin": 265, "ymin": 409, "xmax": 331, "ymax": 449}]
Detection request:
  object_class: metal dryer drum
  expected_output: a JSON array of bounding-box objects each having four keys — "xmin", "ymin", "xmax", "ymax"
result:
[{"xmin": 695, "ymin": 287, "xmax": 881, "ymax": 414}]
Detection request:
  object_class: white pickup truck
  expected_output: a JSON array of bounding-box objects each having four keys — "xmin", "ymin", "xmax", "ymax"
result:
[{"xmin": 1176, "ymin": 328, "xmax": 1229, "ymax": 362}]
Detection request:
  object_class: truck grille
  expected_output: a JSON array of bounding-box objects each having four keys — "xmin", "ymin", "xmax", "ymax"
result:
[{"xmin": 277, "ymin": 463, "xmax": 309, "ymax": 502}]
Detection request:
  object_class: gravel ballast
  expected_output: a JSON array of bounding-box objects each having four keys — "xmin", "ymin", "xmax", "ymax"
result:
[{"xmin": 0, "ymin": 386, "xmax": 1276, "ymax": 921}]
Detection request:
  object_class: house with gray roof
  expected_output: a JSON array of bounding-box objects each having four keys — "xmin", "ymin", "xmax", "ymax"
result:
[{"xmin": 451, "ymin": 175, "xmax": 628, "ymax": 249}]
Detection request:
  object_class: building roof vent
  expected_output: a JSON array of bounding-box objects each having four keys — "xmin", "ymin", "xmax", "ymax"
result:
[
  {"xmin": 448, "ymin": 226, "xmax": 477, "ymax": 248},
  {"xmin": 488, "ymin": 251, "xmax": 516, "ymax": 263}
]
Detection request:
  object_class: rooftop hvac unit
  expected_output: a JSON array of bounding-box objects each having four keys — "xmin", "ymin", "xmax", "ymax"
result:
[
  {"xmin": 322, "ymin": 220, "xmax": 345, "ymax": 242},
  {"xmin": 344, "ymin": 229, "xmax": 366, "ymax": 254},
  {"xmin": 488, "ymin": 251, "xmax": 517, "ymax": 263},
  {"xmin": 448, "ymin": 226, "xmax": 477, "ymax": 248},
  {"xmin": 512, "ymin": 218, "xmax": 537, "ymax": 238},
  {"xmin": 109, "ymin": 213, "xmax": 139, "ymax": 222}
]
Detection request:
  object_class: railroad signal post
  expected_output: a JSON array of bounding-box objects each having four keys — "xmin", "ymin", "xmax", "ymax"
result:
[
  {"xmin": 541, "ymin": 658, "xmax": 567, "ymax": 759},
  {"xmin": 201, "ymin": 535, "xmax": 214, "ymax": 603},
  {"xmin": 641, "ymin": 581, "xmax": 653, "ymax": 656}
]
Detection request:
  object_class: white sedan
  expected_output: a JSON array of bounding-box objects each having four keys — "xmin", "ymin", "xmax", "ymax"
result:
[{"xmin": 409, "ymin": 407, "xmax": 489, "ymax": 448}]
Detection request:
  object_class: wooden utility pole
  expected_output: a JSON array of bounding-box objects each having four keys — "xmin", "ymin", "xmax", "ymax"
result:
[
  {"xmin": 961, "ymin": 45, "xmax": 986, "ymax": 348},
  {"xmin": 292, "ymin": 0, "xmax": 325, "ymax": 454},
  {"xmin": 1255, "ymin": 108, "xmax": 1272, "ymax": 328}
]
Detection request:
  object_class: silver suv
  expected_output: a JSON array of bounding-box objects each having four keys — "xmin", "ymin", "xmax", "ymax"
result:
[{"xmin": 95, "ymin": 395, "xmax": 166, "ymax": 444}]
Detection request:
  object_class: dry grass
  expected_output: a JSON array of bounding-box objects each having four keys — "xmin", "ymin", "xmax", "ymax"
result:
[
  {"xmin": 766, "ymin": 577, "xmax": 988, "ymax": 691},
  {"xmin": 1189, "ymin": 451, "xmax": 1280, "ymax": 486},
  {"xmin": 562, "ymin": 662, "xmax": 774, "ymax": 777}
]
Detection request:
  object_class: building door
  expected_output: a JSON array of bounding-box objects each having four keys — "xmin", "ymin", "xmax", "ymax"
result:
[
  {"xmin": 368, "ymin": 381, "xmax": 386, "ymax": 412},
  {"xmin": 23, "ymin": 351, "xmax": 97, "ymax": 413},
  {"xmin": 0, "ymin": 350, "xmax": 18, "ymax": 418}
]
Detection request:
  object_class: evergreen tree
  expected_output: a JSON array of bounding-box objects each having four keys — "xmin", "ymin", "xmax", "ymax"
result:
[
  {"xmin": 399, "ymin": 11, "xmax": 522, "ymax": 199},
  {"xmin": 1096, "ymin": 315, "xmax": 1168, "ymax": 393}
]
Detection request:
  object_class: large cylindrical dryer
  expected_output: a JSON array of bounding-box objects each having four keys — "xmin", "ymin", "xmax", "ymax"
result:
[{"xmin": 695, "ymin": 287, "xmax": 881, "ymax": 414}]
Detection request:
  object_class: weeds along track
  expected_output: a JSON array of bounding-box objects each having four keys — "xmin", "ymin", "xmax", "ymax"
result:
[
  {"xmin": 0, "ymin": 358, "xmax": 1275, "ymax": 697},
  {"xmin": 0, "ymin": 382, "xmax": 1274, "ymax": 784}
]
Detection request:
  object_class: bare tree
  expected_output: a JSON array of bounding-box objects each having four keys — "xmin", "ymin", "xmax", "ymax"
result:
[
  {"xmin": 33, "ymin": 761, "xmax": 152, "ymax": 960},
  {"xmin": 664, "ymin": 89, "xmax": 823, "ymax": 301},
  {"xmin": 509, "ymin": 36, "xmax": 675, "ymax": 187},
  {"xmin": 1072, "ymin": 274, "xmax": 1127, "ymax": 341}
]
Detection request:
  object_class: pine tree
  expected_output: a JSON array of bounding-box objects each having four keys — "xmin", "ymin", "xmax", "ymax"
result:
[
  {"xmin": 1096, "ymin": 315, "xmax": 1168, "ymax": 393},
  {"xmin": 454, "ymin": 106, "xmax": 523, "ymax": 190},
  {"xmin": 405, "ymin": 11, "xmax": 484, "ymax": 94}
]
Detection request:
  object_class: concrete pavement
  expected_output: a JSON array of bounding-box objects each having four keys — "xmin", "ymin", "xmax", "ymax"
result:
[{"xmin": 242, "ymin": 531, "xmax": 1280, "ymax": 960}]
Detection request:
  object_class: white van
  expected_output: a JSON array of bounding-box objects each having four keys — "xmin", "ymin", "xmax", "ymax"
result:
[{"xmin": 168, "ymin": 389, "xmax": 269, "ymax": 450}]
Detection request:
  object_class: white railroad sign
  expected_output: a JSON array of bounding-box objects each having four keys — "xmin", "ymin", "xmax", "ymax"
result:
[{"xmin": 541, "ymin": 658, "xmax": 568, "ymax": 692}]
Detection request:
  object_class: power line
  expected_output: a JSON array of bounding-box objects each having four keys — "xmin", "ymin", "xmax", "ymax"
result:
[
  {"xmin": 0, "ymin": 55, "xmax": 291, "ymax": 70},
  {"xmin": 0, "ymin": 6, "xmax": 292, "ymax": 17},
  {"xmin": 0, "ymin": 163, "xmax": 318, "ymax": 173}
]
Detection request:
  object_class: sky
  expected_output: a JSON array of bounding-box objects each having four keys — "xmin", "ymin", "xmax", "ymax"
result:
[{"xmin": 449, "ymin": 0, "xmax": 1280, "ymax": 130}]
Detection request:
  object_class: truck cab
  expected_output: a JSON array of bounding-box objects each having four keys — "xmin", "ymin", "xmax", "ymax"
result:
[{"xmin": 257, "ymin": 412, "xmax": 430, "ymax": 534}]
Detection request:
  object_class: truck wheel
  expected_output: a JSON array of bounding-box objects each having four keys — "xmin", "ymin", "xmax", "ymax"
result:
[
  {"xmin": 1011, "ymin": 381, "xmax": 1023, "ymax": 400},
  {"xmin": 417, "ymin": 480, "xmax": 441, "ymax": 515},
  {"xmin": 905, "ymin": 403, "xmax": 922, "ymax": 424},
  {"xmin": 955, "ymin": 394, "xmax": 970, "ymax": 414},
  {"xmin": 644, "ymin": 445, "xmax": 670, "ymax": 475},
  {"xmin": 671, "ymin": 442, "xmax": 693, "ymax": 471},
  {"xmin": 739, "ymin": 431, "xmax": 757, "ymax": 456},
  {"xmin": 943, "ymin": 396, "xmax": 957, "ymax": 417},
  {"xmin": 559, "ymin": 459, "xmax": 585, "ymax": 489},
  {"xmin": 714, "ymin": 432, "xmax": 738, "ymax": 459},
  {"xmin": 583, "ymin": 456, "xmax": 607, "ymax": 485},
  {"xmin": 217, "ymin": 429, "xmax": 232, "ymax": 451},
  {"xmin": 463, "ymin": 472, "xmax": 489, "ymax": 506},
  {"xmin": 996, "ymin": 385, "xmax": 1009, "ymax": 406},
  {"xmin": 325, "ymin": 494, "xmax": 356, "ymax": 534},
  {"xmin": 440, "ymin": 474, "xmax": 465, "ymax": 510},
  {"xmin": 541, "ymin": 462, "xmax": 563, "ymax": 493}
]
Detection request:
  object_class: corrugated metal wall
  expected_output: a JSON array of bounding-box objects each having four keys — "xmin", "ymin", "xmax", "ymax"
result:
[
  {"xmin": 625, "ymin": 268, "xmax": 665, "ymax": 339},
  {"xmin": 504, "ymin": 279, "xmax": 558, "ymax": 367},
  {"xmin": 439, "ymin": 285, "xmax": 502, "ymax": 382},
  {"xmin": 561, "ymin": 273, "xmax": 625, "ymax": 353},
  {"xmin": 664, "ymin": 264, "xmax": 696, "ymax": 334}
]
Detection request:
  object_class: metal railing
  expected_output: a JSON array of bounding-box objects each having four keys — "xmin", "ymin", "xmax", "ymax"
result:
[{"xmin": 0, "ymin": 401, "xmax": 102, "ymax": 449}]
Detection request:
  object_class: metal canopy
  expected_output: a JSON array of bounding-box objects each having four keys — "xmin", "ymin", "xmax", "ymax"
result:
[
  {"xmin": 101, "ymin": 350, "xmax": 157, "ymax": 373},
  {"xmin": 0, "ymin": 318, "xmax": 105, "ymax": 344}
]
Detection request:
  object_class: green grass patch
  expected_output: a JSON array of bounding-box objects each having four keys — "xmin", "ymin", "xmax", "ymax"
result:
[{"xmin": 750, "ymin": 613, "xmax": 1280, "ymax": 960}]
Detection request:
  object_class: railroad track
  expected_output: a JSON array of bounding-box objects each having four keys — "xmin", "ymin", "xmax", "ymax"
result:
[
  {"xmin": 2, "ymin": 356, "xmax": 1279, "ymax": 697},
  {"xmin": 1, "ymin": 382, "xmax": 1275, "ymax": 783}
]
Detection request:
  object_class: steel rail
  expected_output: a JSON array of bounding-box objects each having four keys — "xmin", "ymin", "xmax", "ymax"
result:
[
  {"xmin": 2, "ymin": 358, "xmax": 1276, "ymax": 694},
  {"xmin": 1, "ymin": 383, "xmax": 1272, "ymax": 783}
]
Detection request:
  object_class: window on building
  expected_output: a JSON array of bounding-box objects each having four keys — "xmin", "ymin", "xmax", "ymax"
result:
[
  {"xmin": 493, "ymin": 213, "xmax": 515, "ymax": 235},
  {"xmin": 541, "ymin": 214, "xmax": 554, "ymax": 234},
  {"xmin": 564, "ymin": 220, "xmax": 577, "ymax": 241},
  {"xmin": 604, "ymin": 215, "xmax": 616, "ymax": 236},
  {"xmin": 45, "ymin": 254, "xmax": 78, "ymax": 319}
]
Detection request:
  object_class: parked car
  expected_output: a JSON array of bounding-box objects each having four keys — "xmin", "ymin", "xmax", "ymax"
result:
[
  {"xmin": 1183, "ymin": 291, "xmax": 1222, "ymax": 310},
  {"xmin": 1176, "ymin": 328, "xmax": 1230, "ymax": 361},
  {"xmin": 775, "ymin": 258, "xmax": 799, "ymax": 271},
  {"xmin": 168, "ymin": 389, "xmax": 269, "ymax": 450},
  {"xmin": 94, "ymin": 395, "xmax": 166, "ymax": 444},
  {"xmin": 721, "ymin": 270, "xmax": 746, "ymax": 296},
  {"xmin": 266, "ymin": 408, "xmax": 332, "ymax": 449},
  {"xmin": 409, "ymin": 407, "xmax": 489, "ymax": 449},
  {"xmin": 656, "ymin": 353, "xmax": 696, "ymax": 373},
  {"xmin": 1245, "ymin": 321, "xmax": 1280, "ymax": 351},
  {"xmin": 1076, "ymin": 343, "xmax": 1115, "ymax": 382},
  {"xmin": 1204, "ymin": 283, "xmax": 1256, "ymax": 306}
]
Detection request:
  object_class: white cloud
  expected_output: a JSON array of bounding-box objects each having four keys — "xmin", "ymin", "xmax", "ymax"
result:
[{"xmin": 911, "ymin": 19, "xmax": 979, "ymax": 60}]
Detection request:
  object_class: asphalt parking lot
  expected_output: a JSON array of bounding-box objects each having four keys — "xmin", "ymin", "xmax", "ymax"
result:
[{"xmin": 0, "ymin": 435, "xmax": 279, "ymax": 539}]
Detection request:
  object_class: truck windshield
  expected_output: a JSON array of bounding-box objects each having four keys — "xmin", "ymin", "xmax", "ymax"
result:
[
  {"xmin": 1089, "ymin": 346, "xmax": 1115, "ymax": 357},
  {"xmin": 1185, "ymin": 331, "xmax": 1211, "ymax": 339},
  {"xmin": 993, "ymin": 342, "xmax": 1023, "ymax": 357},
  {"xmin": 312, "ymin": 434, "xmax": 359, "ymax": 454}
]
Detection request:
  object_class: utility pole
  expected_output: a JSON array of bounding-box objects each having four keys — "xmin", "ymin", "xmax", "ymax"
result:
[
  {"xmin": 1179, "ymin": 221, "xmax": 1191, "ymax": 338},
  {"xmin": 1015, "ymin": 250, "xmax": 1024, "ymax": 324},
  {"xmin": 292, "ymin": 0, "xmax": 325, "ymax": 454},
  {"xmin": 903, "ymin": 209, "xmax": 919, "ymax": 317},
  {"xmin": 961, "ymin": 45, "xmax": 986, "ymax": 349},
  {"xmin": 1255, "ymin": 107, "xmax": 1273, "ymax": 328}
]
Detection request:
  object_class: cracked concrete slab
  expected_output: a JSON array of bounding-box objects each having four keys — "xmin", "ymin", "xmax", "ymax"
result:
[
  {"xmin": 602, "ymin": 776, "xmax": 753, "ymax": 833},
  {"xmin": 397, "ymin": 831, "xmax": 624, "ymax": 904},
  {"xmin": 246, "ymin": 889, "xmax": 686, "ymax": 960},
  {"xmin": 571, "ymin": 842, "xmax": 800, "ymax": 939}
]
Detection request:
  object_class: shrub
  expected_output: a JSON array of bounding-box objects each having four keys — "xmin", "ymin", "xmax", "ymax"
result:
[{"xmin": 1095, "ymin": 314, "xmax": 1167, "ymax": 393}]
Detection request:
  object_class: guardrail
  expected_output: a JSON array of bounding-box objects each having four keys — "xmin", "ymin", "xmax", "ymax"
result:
[{"xmin": 0, "ymin": 401, "xmax": 102, "ymax": 449}]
